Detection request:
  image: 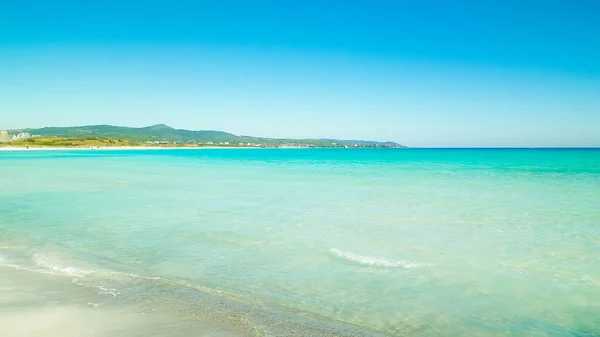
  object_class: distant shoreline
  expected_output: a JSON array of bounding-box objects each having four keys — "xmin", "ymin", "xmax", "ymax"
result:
[
  {"xmin": 2, "ymin": 146, "xmax": 598, "ymax": 151},
  {"xmin": 0, "ymin": 146, "xmax": 372, "ymax": 151},
  {"xmin": 1, "ymin": 124, "xmax": 404, "ymax": 148},
  {"xmin": 0, "ymin": 146, "xmax": 264, "ymax": 151}
]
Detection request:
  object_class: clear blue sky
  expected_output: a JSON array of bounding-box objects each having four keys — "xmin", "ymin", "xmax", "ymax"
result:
[{"xmin": 1, "ymin": 0, "xmax": 599, "ymax": 147}]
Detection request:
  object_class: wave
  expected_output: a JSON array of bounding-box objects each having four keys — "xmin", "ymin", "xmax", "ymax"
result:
[
  {"xmin": 2, "ymin": 254, "xmax": 123, "ymax": 298},
  {"xmin": 120, "ymin": 272, "xmax": 161, "ymax": 281},
  {"xmin": 329, "ymin": 248, "xmax": 426, "ymax": 268},
  {"xmin": 1, "ymin": 252, "xmax": 166, "ymax": 298},
  {"xmin": 0, "ymin": 254, "xmax": 49, "ymax": 274},
  {"xmin": 33, "ymin": 253, "xmax": 94, "ymax": 277}
]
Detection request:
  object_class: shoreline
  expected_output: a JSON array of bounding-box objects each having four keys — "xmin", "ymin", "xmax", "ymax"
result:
[
  {"xmin": 0, "ymin": 146, "xmax": 269, "ymax": 151},
  {"xmin": 0, "ymin": 255, "xmax": 383, "ymax": 337},
  {"xmin": 0, "ymin": 146, "xmax": 394, "ymax": 151},
  {"xmin": 0, "ymin": 267, "xmax": 245, "ymax": 337}
]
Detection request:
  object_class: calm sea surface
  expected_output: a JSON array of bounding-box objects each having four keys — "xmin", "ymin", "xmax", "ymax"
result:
[{"xmin": 1, "ymin": 149, "xmax": 599, "ymax": 336}]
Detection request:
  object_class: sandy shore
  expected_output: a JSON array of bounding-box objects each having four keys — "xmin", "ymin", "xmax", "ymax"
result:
[{"xmin": 0, "ymin": 267, "xmax": 243, "ymax": 337}]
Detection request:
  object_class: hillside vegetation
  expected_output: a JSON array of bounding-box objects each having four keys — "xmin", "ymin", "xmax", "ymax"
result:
[
  {"xmin": 1, "ymin": 137, "xmax": 143, "ymax": 148},
  {"xmin": 7, "ymin": 124, "xmax": 405, "ymax": 148}
]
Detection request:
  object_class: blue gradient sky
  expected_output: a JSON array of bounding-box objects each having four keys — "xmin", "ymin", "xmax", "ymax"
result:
[{"xmin": 1, "ymin": 0, "xmax": 599, "ymax": 147}]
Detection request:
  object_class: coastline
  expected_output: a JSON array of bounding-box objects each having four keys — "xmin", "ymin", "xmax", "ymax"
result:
[
  {"xmin": 0, "ymin": 146, "xmax": 262, "ymax": 151},
  {"xmin": 0, "ymin": 146, "xmax": 378, "ymax": 151}
]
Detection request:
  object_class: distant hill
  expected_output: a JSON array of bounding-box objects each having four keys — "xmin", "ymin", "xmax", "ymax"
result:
[{"xmin": 8, "ymin": 124, "xmax": 405, "ymax": 148}]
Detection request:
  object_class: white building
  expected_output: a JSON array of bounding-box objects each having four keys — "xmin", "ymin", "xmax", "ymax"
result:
[
  {"xmin": 9, "ymin": 132, "xmax": 31, "ymax": 141},
  {"xmin": 0, "ymin": 131, "xmax": 9, "ymax": 143}
]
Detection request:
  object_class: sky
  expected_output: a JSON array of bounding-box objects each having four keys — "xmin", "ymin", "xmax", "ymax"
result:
[{"xmin": 1, "ymin": 0, "xmax": 599, "ymax": 147}]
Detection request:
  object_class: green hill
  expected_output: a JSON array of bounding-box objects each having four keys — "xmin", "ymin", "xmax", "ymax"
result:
[{"xmin": 8, "ymin": 124, "xmax": 405, "ymax": 148}]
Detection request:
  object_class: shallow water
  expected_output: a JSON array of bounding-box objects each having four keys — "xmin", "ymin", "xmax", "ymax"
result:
[{"xmin": 1, "ymin": 148, "xmax": 599, "ymax": 336}]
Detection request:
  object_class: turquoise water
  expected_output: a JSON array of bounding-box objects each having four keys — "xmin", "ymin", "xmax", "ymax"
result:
[{"xmin": 1, "ymin": 148, "xmax": 599, "ymax": 336}]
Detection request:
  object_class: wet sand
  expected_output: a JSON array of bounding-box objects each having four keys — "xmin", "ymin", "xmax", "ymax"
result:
[{"xmin": 0, "ymin": 268, "xmax": 242, "ymax": 337}]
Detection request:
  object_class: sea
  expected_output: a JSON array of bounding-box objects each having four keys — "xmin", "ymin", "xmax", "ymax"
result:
[{"xmin": 1, "ymin": 148, "xmax": 599, "ymax": 336}]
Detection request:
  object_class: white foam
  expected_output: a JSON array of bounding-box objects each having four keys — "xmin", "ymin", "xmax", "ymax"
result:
[
  {"xmin": 96, "ymin": 285, "xmax": 120, "ymax": 297},
  {"xmin": 0, "ymin": 255, "xmax": 38, "ymax": 273},
  {"xmin": 329, "ymin": 248, "xmax": 426, "ymax": 268},
  {"xmin": 33, "ymin": 254, "xmax": 94, "ymax": 277},
  {"xmin": 2, "ymin": 254, "xmax": 123, "ymax": 298},
  {"xmin": 125, "ymin": 272, "xmax": 160, "ymax": 281}
]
